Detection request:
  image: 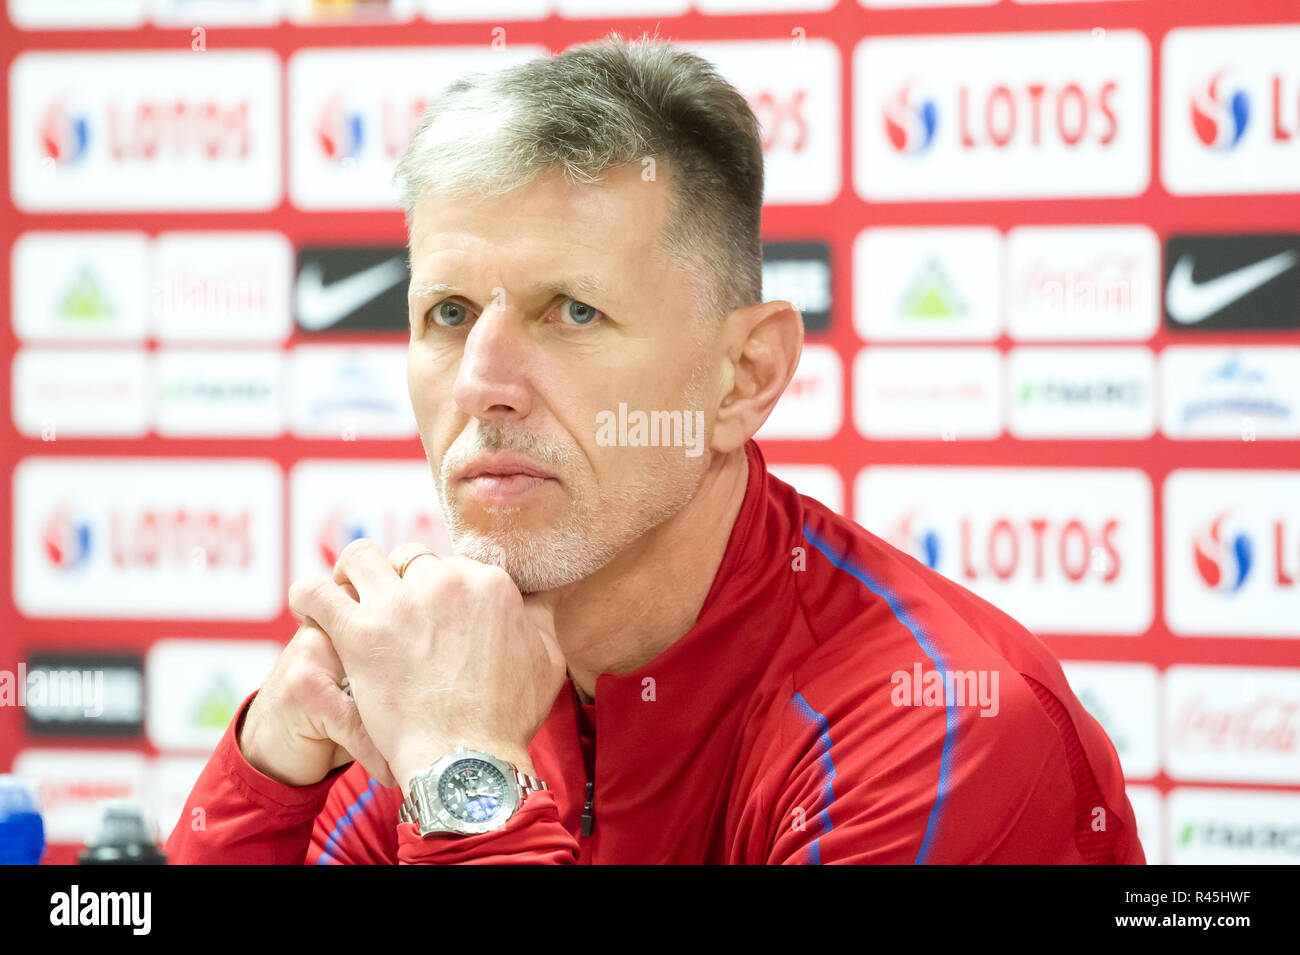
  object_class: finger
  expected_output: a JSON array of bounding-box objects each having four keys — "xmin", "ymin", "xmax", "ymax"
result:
[
  {"xmin": 340, "ymin": 731, "xmax": 398, "ymax": 790},
  {"xmin": 288, "ymin": 575, "xmax": 357, "ymax": 641},
  {"xmin": 386, "ymin": 541, "xmax": 441, "ymax": 583},
  {"xmin": 332, "ymin": 538, "xmax": 397, "ymax": 604},
  {"xmin": 522, "ymin": 589, "xmax": 560, "ymax": 636}
]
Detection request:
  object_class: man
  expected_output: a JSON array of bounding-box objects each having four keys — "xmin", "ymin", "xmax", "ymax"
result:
[{"xmin": 167, "ymin": 35, "xmax": 1144, "ymax": 865}]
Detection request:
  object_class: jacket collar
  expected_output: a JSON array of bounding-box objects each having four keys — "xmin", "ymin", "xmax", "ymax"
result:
[{"xmin": 539, "ymin": 439, "xmax": 803, "ymax": 856}]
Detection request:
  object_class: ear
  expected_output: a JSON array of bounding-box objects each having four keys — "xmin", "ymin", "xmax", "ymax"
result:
[{"xmin": 712, "ymin": 300, "xmax": 804, "ymax": 454}]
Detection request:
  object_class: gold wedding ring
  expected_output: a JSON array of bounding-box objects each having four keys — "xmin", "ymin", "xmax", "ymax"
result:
[{"xmin": 397, "ymin": 549, "xmax": 439, "ymax": 579}]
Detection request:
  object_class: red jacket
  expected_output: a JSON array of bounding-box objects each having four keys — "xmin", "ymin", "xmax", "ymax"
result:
[{"xmin": 166, "ymin": 440, "xmax": 1145, "ymax": 864}]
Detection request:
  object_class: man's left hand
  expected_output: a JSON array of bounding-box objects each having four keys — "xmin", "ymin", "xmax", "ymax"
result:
[{"xmin": 287, "ymin": 538, "xmax": 566, "ymax": 797}]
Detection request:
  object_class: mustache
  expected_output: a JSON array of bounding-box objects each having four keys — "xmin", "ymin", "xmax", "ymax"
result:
[{"xmin": 439, "ymin": 424, "xmax": 576, "ymax": 482}]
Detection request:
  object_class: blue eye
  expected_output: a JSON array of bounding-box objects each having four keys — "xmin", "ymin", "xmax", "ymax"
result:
[
  {"xmin": 431, "ymin": 300, "xmax": 470, "ymax": 327},
  {"xmin": 560, "ymin": 299, "xmax": 602, "ymax": 326}
]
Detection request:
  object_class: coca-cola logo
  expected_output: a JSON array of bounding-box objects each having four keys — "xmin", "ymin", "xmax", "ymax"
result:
[
  {"xmin": 39, "ymin": 779, "xmax": 135, "ymax": 813},
  {"xmin": 1174, "ymin": 695, "xmax": 1300, "ymax": 754}
]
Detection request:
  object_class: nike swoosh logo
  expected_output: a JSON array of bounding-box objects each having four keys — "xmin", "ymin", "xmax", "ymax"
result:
[
  {"xmin": 296, "ymin": 256, "xmax": 407, "ymax": 331},
  {"xmin": 1166, "ymin": 249, "xmax": 1298, "ymax": 325}
]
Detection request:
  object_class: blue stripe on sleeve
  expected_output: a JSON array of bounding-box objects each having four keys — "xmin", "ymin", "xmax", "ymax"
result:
[
  {"xmin": 803, "ymin": 523, "xmax": 955, "ymax": 864},
  {"xmin": 790, "ymin": 690, "xmax": 836, "ymax": 865},
  {"xmin": 316, "ymin": 776, "xmax": 381, "ymax": 865}
]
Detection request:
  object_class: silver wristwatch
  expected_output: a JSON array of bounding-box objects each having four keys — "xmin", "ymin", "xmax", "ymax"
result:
[{"xmin": 398, "ymin": 747, "xmax": 548, "ymax": 837}]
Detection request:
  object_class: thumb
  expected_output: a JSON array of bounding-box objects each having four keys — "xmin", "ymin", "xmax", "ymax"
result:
[{"xmin": 325, "ymin": 691, "xmax": 398, "ymax": 789}]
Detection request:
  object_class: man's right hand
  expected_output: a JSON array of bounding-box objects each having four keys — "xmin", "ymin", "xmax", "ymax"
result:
[{"xmin": 237, "ymin": 616, "xmax": 397, "ymax": 789}]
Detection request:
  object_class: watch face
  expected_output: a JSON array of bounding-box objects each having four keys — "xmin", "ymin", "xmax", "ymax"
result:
[{"xmin": 439, "ymin": 759, "xmax": 511, "ymax": 824}]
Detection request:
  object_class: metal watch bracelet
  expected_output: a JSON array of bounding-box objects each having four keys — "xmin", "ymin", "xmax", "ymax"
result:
[{"xmin": 398, "ymin": 763, "xmax": 549, "ymax": 834}]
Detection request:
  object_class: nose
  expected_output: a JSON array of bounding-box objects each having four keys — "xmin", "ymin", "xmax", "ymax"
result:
[{"xmin": 451, "ymin": 299, "xmax": 533, "ymax": 422}]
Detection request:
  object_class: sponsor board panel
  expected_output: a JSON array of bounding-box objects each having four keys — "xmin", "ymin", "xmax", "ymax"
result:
[
  {"xmin": 1168, "ymin": 787, "xmax": 1300, "ymax": 864},
  {"xmin": 854, "ymin": 346, "xmax": 1002, "ymax": 440},
  {"xmin": 1007, "ymin": 346, "xmax": 1155, "ymax": 440},
  {"xmin": 11, "ymin": 51, "xmax": 281, "ymax": 211},
  {"xmin": 1164, "ymin": 470, "xmax": 1300, "ymax": 638},
  {"xmin": 1005, "ymin": 225, "xmax": 1159, "ymax": 341},
  {"xmin": 1160, "ymin": 346, "xmax": 1300, "ymax": 441},
  {"xmin": 857, "ymin": 466, "xmax": 1153, "ymax": 634},
  {"xmin": 1162, "ymin": 26, "xmax": 1300, "ymax": 196},
  {"xmin": 855, "ymin": 31, "xmax": 1150, "ymax": 200},
  {"xmin": 854, "ymin": 227, "xmax": 1001, "ymax": 341},
  {"xmin": 13, "ymin": 458, "xmax": 283, "ymax": 620},
  {"xmin": 145, "ymin": 639, "xmax": 281, "ymax": 751},
  {"xmin": 1164, "ymin": 665, "xmax": 1300, "ymax": 783}
]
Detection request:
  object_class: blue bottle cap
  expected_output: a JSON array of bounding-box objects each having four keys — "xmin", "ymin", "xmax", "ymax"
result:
[{"xmin": 0, "ymin": 775, "xmax": 46, "ymax": 865}]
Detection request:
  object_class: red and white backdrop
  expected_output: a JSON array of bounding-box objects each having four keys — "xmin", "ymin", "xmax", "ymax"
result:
[{"xmin": 2, "ymin": 0, "xmax": 1297, "ymax": 865}]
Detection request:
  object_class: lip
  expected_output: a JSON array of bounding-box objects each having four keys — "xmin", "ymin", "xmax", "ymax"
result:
[
  {"xmin": 455, "ymin": 452, "xmax": 560, "ymax": 508},
  {"xmin": 455, "ymin": 452, "xmax": 558, "ymax": 483}
]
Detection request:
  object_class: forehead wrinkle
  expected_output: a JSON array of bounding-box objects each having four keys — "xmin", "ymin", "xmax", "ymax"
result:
[{"xmin": 408, "ymin": 273, "xmax": 619, "ymax": 311}]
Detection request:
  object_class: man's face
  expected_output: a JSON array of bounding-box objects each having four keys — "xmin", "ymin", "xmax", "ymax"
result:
[{"xmin": 406, "ymin": 164, "xmax": 716, "ymax": 593}]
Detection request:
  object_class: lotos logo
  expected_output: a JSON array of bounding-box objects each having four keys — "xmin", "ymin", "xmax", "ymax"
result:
[
  {"xmin": 41, "ymin": 506, "xmax": 92, "ymax": 570},
  {"xmin": 890, "ymin": 510, "xmax": 942, "ymax": 569},
  {"xmin": 1174, "ymin": 695, "xmax": 1300, "ymax": 756},
  {"xmin": 317, "ymin": 509, "xmax": 369, "ymax": 567},
  {"xmin": 1193, "ymin": 511, "xmax": 1253, "ymax": 592},
  {"xmin": 1191, "ymin": 70, "xmax": 1250, "ymax": 149},
  {"xmin": 39, "ymin": 98, "xmax": 89, "ymax": 165},
  {"xmin": 316, "ymin": 95, "xmax": 365, "ymax": 162},
  {"xmin": 957, "ymin": 80, "xmax": 1118, "ymax": 150},
  {"xmin": 314, "ymin": 508, "xmax": 449, "ymax": 569},
  {"xmin": 751, "ymin": 89, "xmax": 809, "ymax": 154},
  {"xmin": 107, "ymin": 508, "xmax": 253, "ymax": 569},
  {"xmin": 884, "ymin": 83, "xmax": 937, "ymax": 155}
]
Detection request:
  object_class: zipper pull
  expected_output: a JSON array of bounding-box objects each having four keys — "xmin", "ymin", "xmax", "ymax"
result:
[{"xmin": 581, "ymin": 781, "xmax": 595, "ymax": 837}]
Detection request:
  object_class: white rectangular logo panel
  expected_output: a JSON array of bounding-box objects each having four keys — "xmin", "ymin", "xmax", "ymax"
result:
[
  {"xmin": 1005, "ymin": 225, "xmax": 1160, "ymax": 340},
  {"xmin": 1164, "ymin": 666, "xmax": 1300, "ymax": 784},
  {"xmin": 854, "ymin": 228, "xmax": 1001, "ymax": 341},
  {"xmin": 1162, "ymin": 26, "xmax": 1300, "ymax": 195},
  {"xmin": 1160, "ymin": 347, "xmax": 1300, "ymax": 441},
  {"xmin": 288, "ymin": 345, "xmax": 417, "ymax": 439},
  {"xmin": 854, "ymin": 346, "xmax": 1002, "ymax": 439},
  {"xmin": 1164, "ymin": 470, "xmax": 1300, "ymax": 637},
  {"xmin": 11, "ymin": 750, "xmax": 148, "ymax": 844},
  {"xmin": 153, "ymin": 349, "xmax": 285, "ymax": 438},
  {"xmin": 857, "ymin": 467, "xmax": 1153, "ymax": 634},
  {"xmin": 152, "ymin": 232, "xmax": 294, "ymax": 343},
  {"xmin": 854, "ymin": 31, "xmax": 1150, "ymax": 200},
  {"xmin": 1008, "ymin": 346, "xmax": 1155, "ymax": 439},
  {"xmin": 10, "ymin": 51, "xmax": 281, "ymax": 211},
  {"xmin": 146, "ymin": 639, "xmax": 282, "ymax": 751},
  {"xmin": 13, "ymin": 349, "xmax": 149, "ymax": 439},
  {"xmin": 13, "ymin": 457, "xmax": 283, "ymax": 619},
  {"xmin": 1168, "ymin": 788, "xmax": 1300, "ymax": 864},
  {"xmin": 13, "ymin": 232, "xmax": 149, "ymax": 343}
]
